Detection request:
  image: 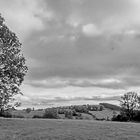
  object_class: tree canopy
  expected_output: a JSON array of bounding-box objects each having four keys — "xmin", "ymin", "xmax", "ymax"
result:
[
  {"xmin": 120, "ymin": 92, "xmax": 140, "ymax": 120},
  {"xmin": 0, "ymin": 14, "xmax": 28, "ymax": 111}
]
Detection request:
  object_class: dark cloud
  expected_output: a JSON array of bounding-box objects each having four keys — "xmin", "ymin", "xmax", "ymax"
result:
[{"xmin": 25, "ymin": 33, "xmax": 140, "ymax": 91}]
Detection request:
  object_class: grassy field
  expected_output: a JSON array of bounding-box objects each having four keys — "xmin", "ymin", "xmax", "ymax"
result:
[{"xmin": 0, "ymin": 118, "xmax": 140, "ymax": 140}]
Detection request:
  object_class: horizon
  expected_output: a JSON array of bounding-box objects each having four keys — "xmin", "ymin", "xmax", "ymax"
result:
[
  {"xmin": 17, "ymin": 99, "xmax": 120, "ymax": 110},
  {"xmin": 1, "ymin": 0, "xmax": 140, "ymax": 108}
]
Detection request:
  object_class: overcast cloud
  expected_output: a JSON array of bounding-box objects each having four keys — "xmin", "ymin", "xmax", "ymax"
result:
[{"xmin": 1, "ymin": 0, "xmax": 140, "ymax": 107}]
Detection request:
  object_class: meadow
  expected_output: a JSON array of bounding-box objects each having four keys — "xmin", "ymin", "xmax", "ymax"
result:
[{"xmin": 0, "ymin": 118, "xmax": 140, "ymax": 140}]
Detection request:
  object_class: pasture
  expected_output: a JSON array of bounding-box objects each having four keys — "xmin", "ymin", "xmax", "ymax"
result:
[{"xmin": 0, "ymin": 118, "xmax": 140, "ymax": 140}]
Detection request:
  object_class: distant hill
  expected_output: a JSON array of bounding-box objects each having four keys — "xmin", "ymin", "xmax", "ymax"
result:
[
  {"xmin": 8, "ymin": 103, "xmax": 120, "ymax": 121},
  {"xmin": 99, "ymin": 103, "xmax": 121, "ymax": 111}
]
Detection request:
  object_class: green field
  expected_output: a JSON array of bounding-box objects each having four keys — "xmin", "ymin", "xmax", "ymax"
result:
[{"xmin": 0, "ymin": 118, "xmax": 140, "ymax": 140}]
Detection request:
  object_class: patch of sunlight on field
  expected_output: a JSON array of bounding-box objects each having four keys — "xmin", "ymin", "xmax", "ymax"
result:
[
  {"xmin": 90, "ymin": 109, "xmax": 119, "ymax": 120},
  {"xmin": 0, "ymin": 118, "xmax": 140, "ymax": 140}
]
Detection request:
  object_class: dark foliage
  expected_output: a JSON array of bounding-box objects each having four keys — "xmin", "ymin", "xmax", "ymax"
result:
[
  {"xmin": 132, "ymin": 111, "xmax": 140, "ymax": 122},
  {"xmin": 0, "ymin": 110, "xmax": 12, "ymax": 118},
  {"xmin": 25, "ymin": 108, "xmax": 32, "ymax": 113},
  {"xmin": 112, "ymin": 114, "xmax": 129, "ymax": 122},
  {"xmin": 43, "ymin": 108, "xmax": 59, "ymax": 119},
  {"xmin": 64, "ymin": 110, "xmax": 73, "ymax": 119},
  {"xmin": 32, "ymin": 115, "xmax": 44, "ymax": 119}
]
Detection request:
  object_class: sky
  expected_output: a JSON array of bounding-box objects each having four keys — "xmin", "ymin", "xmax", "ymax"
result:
[{"xmin": 1, "ymin": 0, "xmax": 140, "ymax": 108}]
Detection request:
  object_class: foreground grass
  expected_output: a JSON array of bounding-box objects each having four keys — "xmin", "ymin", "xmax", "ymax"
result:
[{"xmin": 0, "ymin": 118, "xmax": 140, "ymax": 140}]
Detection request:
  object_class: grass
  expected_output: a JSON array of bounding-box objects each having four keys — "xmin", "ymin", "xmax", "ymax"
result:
[
  {"xmin": 11, "ymin": 110, "xmax": 45, "ymax": 118},
  {"xmin": 0, "ymin": 118, "xmax": 140, "ymax": 140},
  {"xmin": 89, "ymin": 109, "xmax": 119, "ymax": 120}
]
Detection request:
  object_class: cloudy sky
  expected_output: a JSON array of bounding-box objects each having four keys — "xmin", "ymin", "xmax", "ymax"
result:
[{"xmin": 1, "ymin": 0, "xmax": 140, "ymax": 108}]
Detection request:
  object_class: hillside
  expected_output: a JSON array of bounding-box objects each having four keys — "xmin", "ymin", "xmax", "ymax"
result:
[
  {"xmin": 100, "ymin": 103, "xmax": 121, "ymax": 111},
  {"xmin": 9, "ymin": 103, "xmax": 120, "ymax": 120}
]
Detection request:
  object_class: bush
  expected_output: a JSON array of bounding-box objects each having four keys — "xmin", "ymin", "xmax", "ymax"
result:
[
  {"xmin": 72, "ymin": 110, "xmax": 79, "ymax": 116},
  {"xmin": 0, "ymin": 111, "xmax": 12, "ymax": 118},
  {"xmin": 112, "ymin": 110, "xmax": 140, "ymax": 122},
  {"xmin": 133, "ymin": 111, "xmax": 140, "ymax": 122},
  {"xmin": 58, "ymin": 108, "xmax": 65, "ymax": 114},
  {"xmin": 32, "ymin": 115, "xmax": 43, "ymax": 119},
  {"xmin": 12, "ymin": 115, "xmax": 24, "ymax": 118},
  {"xmin": 64, "ymin": 110, "xmax": 73, "ymax": 119},
  {"xmin": 96, "ymin": 118, "xmax": 106, "ymax": 121},
  {"xmin": 74, "ymin": 106, "xmax": 89, "ymax": 113},
  {"xmin": 99, "ymin": 105, "xmax": 104, "ymax": 111},
  {"xmin": 112, "ymin": 114, "xmax": 129, "ymax": 122},
  {"xmin": 43, "ymin": 108, "xmax": 59, "ymax": 119},
  {"xmin": 25, "ymin": 108, "xmax": 32, "ymax": 113}
]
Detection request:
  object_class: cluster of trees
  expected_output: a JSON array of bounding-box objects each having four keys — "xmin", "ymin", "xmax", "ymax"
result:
[
  {"xmin": 35, "ymin": 104, "xmax": 104, "ymax": 119},
  {"xmin": 57, "ymin": 104, "xmax": 104, "ymax": 114}
]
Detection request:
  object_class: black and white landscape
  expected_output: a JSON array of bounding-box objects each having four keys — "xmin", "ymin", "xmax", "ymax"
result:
[{"xmin": 1, "ymin": 0, "xmax": 140, "ymax": 140}]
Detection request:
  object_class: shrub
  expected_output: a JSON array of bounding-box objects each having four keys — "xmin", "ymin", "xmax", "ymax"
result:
[
  {"xmin": 112, "ymin": 114, "xmax": 129, "ymax": 122},
  {"xmin": 72, "ymin": 110, "xmax": 78, "ymax": 116},
  {"xmin": 74, "ymin": 106, "xmax": 89, "ymax": 113},
  {"xmin": 96, "ymin": 118, "xmax": 106, "ymax": 121},
  {"xmin": 99, "ymin": 105, "xmax": 104, "ymax": 111},
  {"xmin": 0, "ymin": 111, "xmax": 12, "ymax": 118},
  {"xmin": 113, "ymin": 110, "xmax": 140, "ymax": 122},
  {"xmin": 12, "ymin": 115, "xmax": 24, "ymax": 118},
  {"xmin": 64, "ymin": 110, "xmax": 73, "ymax": 119},
  {"xmin": 32, "ymin": 115, "xmax": 43, "ymax": 119},
  {"xmin": 58, "ymin": 108, "xmax": 65, "ymax": 114},
  {"xmin": 25, "ymin": 108, "xmax": 32, "ymax": 113}
]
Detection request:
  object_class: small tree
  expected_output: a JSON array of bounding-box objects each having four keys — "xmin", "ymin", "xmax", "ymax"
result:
[
  {"xmin": 64, "ymin": 110, "xmax": 73, "ymax": 119},
  {"xmin": 0, "ymin": 14, "xmax": 27, "ymax": 113},
  {"xmin": 120, "ymin": 92, "xmax": 140, "ymax": 121},
  {"xmin": 25, "ymin": 108, "xmax": 32, "ymax": 113}
]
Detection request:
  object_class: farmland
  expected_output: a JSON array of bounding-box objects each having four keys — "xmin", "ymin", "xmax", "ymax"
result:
[
  {"xmin": 0, "ymin": 118, "xmax": 140, "ymax": 140},
  {"xmin": 9, "ymin": 103, "xmax": 120, "ymax": 120}
]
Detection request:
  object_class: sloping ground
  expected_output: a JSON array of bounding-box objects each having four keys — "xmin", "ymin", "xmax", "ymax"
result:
[
  {"xmin": 0, "ymin": 118, "xmax": 140, "ymax": 140},
  {"xmin": 100, "ymin": 103, "xmax": 121, "ymax": 111},
  {"xmin": 89, "ymin": 109, "xmax": 119, "ymax": 120},
  {"xmin": 11, "ymin": 108, "xmax": 118, "ymax": 120}
]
